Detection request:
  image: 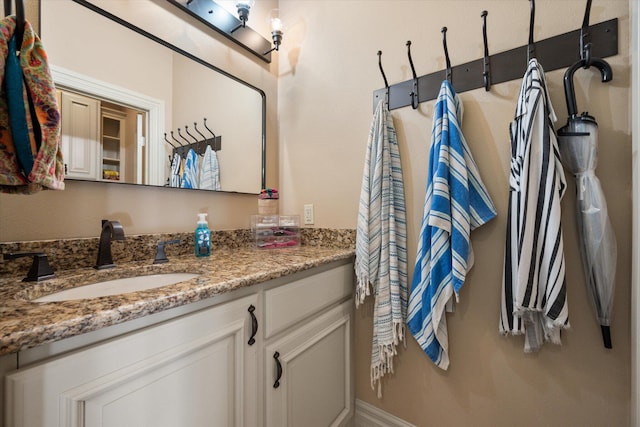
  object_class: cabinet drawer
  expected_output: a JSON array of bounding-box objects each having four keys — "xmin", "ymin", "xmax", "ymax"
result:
[{"xmin": 264, "ymin": 263, "xmax": 353, "ymax": 339}]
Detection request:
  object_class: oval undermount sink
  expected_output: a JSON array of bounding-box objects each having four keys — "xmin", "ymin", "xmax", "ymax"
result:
[{"xmin": 32, "ymin": 273, "xmax": 200, "ymax": 302}]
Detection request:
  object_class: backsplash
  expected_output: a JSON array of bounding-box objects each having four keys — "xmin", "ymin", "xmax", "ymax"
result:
[{"xmin": 0, "ymin": 228, "xmax": 355, "ymax": 277}]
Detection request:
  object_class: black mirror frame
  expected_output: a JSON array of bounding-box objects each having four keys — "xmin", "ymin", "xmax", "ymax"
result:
[{"xmin": 69, "ymin": 0, "xmax": 267, "ymax": 192}]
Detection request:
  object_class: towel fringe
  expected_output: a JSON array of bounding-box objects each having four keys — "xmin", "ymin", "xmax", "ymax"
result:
[{"xmin": 370, "ymin": 320, "xmax": 406, "ymax": 398}]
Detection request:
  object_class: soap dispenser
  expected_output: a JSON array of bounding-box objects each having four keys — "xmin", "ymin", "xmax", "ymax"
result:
[{"xmin": 195, "ymin": 213, "xmax": 211, "ymax": 257}]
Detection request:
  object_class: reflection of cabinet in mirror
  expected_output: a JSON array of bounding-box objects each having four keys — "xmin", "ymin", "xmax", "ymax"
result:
[
  {"xmin": 59, "ymin": 91, "xmax": 99, "ymax": 180},
  {"xmin": 101, "ymin": 108, "xmax": 125, "ymax": 182},
  {"xmin": 58, "ymin": 89, "xmax": 145, "ymax": 184}
]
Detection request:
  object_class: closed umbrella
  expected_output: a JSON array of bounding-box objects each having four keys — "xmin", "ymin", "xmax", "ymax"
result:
[{"xmin": 557, "ymin": 7, "xmax": 616, "ymax": 347}]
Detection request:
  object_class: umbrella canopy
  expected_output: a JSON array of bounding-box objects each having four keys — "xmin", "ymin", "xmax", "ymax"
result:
[{"xmin": 558, "ymin": 115, "xmax": 617, "ymax": 348}]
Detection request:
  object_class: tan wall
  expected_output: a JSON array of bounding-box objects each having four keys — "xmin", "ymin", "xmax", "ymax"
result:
[
  {"xmin": 277, "ymin": 0, "xmax": 631, "ymax": 426},
  {"xmin": 0, "ymin": 0, "xmax": 279, "ymax": 241},
  {"xmin": 0, "ymin": 0, "xmax": 633, "ymax": 425}
]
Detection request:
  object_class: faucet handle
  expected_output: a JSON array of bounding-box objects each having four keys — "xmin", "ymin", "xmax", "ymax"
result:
[
  {"xmin": 4, "ymin": 252, "xmax": 55, "ymax": 282},
  {"xmin": 153, "ymin": 239, "xmax": 181, "ymax": 264}
]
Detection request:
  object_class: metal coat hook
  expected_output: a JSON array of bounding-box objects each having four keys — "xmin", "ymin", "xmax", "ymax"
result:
[
  {"xmin": 563, "ymin": 0, "xmax": 612, "ymax": 117},
  {"xmin": 406, "ymin": 41, "xmax": 419, "ymax": 109},
  {"xmin": 164, "ymin": 132, "xmax": 178, "ymax": 149},
  {"xmin": 170, "ymin": 131, "xmax": 184, "ymax": 147},
  {"xmin": 377, "ymin": 50, "xmax": 390, "ymax": 101},
  {"xmin": 203, "ymin": 117, "xmax": 216, "ymax": 138},
  {"xmin": 580, "ymin": 0, "xmax": 593, "ymax": 67},
  {"xmin": 441, "ymin": 27, "xmax": 452, "ymax": 84},
  {"xmin": 193, "ymin": 122, "xmax": 207, "ymax": 142},
  {"xmin": 177, "ymin": 128, "xmax": 191, "ymax": 147},
  {"xmin": 184, "ymin": 125, "xmax": 201, "ymax": 156},
  {"xmin": 481, "ymin": 10, "xmax": 491, "ymax": 91},
  {"xmin": 527, "ymin": 0, "xmax": 536, "ymax": 61},
  {"xmin": 4, "ymin": 0, "xmax": 25, "ymax": 52}
]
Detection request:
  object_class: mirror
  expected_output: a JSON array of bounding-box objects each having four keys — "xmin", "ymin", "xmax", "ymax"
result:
[{"xmin": 42, "ymin": 0, "xmax": 266, "ymax": 194}]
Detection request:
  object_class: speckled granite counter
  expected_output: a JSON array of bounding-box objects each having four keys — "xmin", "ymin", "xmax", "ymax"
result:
[{"xmin": 0, "ymin": 230, "xmax": 355, "ymax": 356}]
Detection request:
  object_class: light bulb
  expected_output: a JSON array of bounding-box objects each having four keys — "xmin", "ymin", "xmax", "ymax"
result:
[
  {"xmin": 235, "ymin": 0, "xmax": 255, "ymax": 8},
  {"xmin": 271, "ymin": 17, "xmax": 283, "ymax": 33}
]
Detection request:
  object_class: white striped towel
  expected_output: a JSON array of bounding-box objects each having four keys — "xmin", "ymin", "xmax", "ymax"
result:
[
  {"xmin": 181, "ymin": 148, "xmax": 198, "ymax": 189},
  {"xmin": 199, "ymin": 145, "xmax": 221, "ymax": 191},
  {"xmin": 499, "ymin": 58, "xmax": 569, "ymax": 352},
  {"xmin": 355, "ymin": 98, "xmax": 408, "ymax": 398},
  {"xmin": 407, "ymin": 80, "xmax": 497, "ymax": 370}
]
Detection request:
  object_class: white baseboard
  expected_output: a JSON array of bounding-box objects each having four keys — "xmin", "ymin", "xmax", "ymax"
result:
[{"xmin": 354, "ymin": 399, "xmax": 415, "ymax": 427}]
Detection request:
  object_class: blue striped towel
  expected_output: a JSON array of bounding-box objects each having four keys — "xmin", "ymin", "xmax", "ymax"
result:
[
  {"xmin": 199, "ymin": 145, "xmax": 221, "ymax": 191},
  {"xmin": 407, "ymin": 80, "xmax": 497, "ymax": 370},
  {"xmin": 181, "ymin": 148, "xmax": 198, "ymax": 189},
  {"xmin": 355, "ymin": 98, "xmax": 407, "ymax": 397}
]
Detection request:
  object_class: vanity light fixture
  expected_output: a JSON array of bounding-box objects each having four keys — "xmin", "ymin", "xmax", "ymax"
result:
[
  {"xmin": 264, "ymin": 11, "xmax": 283, "ymax": 55},
  {"xmin": 231, "ymin": 0, "xmax": 255, "ymax": 33}
]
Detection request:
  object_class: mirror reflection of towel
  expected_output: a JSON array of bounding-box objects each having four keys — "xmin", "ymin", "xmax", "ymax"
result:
[
  {"xmin": 199, "ymin": 145, "xmax": 220, "ymax": 191},
  {"xmin": 181, "ymin": 148, "xmax": 198, "ymax": 189},
  {"xmin": 170, "ymin": 153, "xmax": 181, "ymax": 187}
]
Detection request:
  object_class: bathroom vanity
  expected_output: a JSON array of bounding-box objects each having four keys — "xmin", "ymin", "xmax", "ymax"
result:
[{"xmin": 0, "ymin": 246, "xmax": 355, "ymax": 427}]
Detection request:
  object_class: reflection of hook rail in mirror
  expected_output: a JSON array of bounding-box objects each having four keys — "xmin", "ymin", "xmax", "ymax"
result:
[
  {"xmin": 203, "ymin": 118, "xmax": 216, "ymax": 138},
  {"xmin": 481, "ymin": 11, "xmax": 491, "ymax": 91},
  {"xmin": 406, "ymin": 41, "xmax": 419, "ymax": 109},
  {"xmin": 170, "ymin": 131, "xmax": 183, "ymax": 147},
  {"xmin": 177, "ymin": 128, "xmax": 191, "ymax": 147},
  {"xmin": 184, "ymin": 125, "xmax": 201, "ymax": 156},
  {"xmin": 164, "ymin": 132, "xmax": 178, "ymax": 149},
  {"xmin": 169, "ymin": 120, "xmax": 222, "ymax": 158},
  {"xmin": 193, "ymin": 122, "xmax": 207, "ymax": 142},
  {"xmin": 441, "ymin": 27, "xmax": 452, "ymax": 84}
]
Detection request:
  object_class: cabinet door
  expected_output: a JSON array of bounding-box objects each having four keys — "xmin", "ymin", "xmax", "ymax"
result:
[
  {"xmin": 60, "ymin": 91, "xmax": 100, "ymax": 180},
  {"xmin": 5, "ymin": 294, "xmax": 259, "ymax": 427},
  {"xmin": 264, "ymin": 300, "xmax": 353, "ymax": 427}
]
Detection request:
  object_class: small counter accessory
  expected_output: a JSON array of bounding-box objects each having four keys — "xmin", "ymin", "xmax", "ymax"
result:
[
  {"xmin": 258, "ymin": 188, "xmax": 279, "ymax": 215},
  {"xmin": 195, "ymin": 213, "xmax": 211, "ymax": 257}
]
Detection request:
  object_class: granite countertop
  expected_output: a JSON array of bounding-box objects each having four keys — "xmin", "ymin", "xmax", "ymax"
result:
[{"xmin": 0, "ymin": 245, "xmax": 355, "ymax": 356}]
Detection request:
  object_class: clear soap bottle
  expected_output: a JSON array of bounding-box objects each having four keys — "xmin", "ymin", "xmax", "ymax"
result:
[{"xmin": 195, "ymin": 213, "xmax": 211, "ymax": 257}]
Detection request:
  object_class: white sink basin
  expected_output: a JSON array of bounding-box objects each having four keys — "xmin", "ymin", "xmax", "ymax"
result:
[{"xmin": 33, "ymin": 273, "xmax": 200, "ymax": 302}]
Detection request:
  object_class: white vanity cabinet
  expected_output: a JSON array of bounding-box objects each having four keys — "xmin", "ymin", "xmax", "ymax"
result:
[
  {"xmin": 4, "ymin": 260, "xmax": 354, "ymax": 427},
  {"xmin": 262, "ymin": 263, "xmax": 354, "ymax": 427},
  {"xmin": 5, "ymin": 294, "xmax": 260, "ymax": 427}
]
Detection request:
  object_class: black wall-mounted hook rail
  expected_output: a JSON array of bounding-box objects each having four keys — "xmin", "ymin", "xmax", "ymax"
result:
[
  {"xmin": 406, "ymin": 41, "xmax": 419, "ymax": 109},
  {"xmin": 170, "ymin": 131, "xmax": 183, "ymax": 147},
  {"xmin": 373, "ymin": 18, "xmax": 618, "ymax": 112},
  {"xmin": 481, "ymin": 10, "xmax": 491, "ymax": 91}
]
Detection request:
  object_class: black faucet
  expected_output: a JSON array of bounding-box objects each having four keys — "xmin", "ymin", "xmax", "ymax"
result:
[
  {"xmin": 95, "ymin": 220, "xmax": 126, "ymax": 270},
  {"xmin": 153, "ymin": 239, "xmax": 181, "ymax": 264},
  {"xmin": 3, "ymin": 252, "xmax": 55, "ymax": 282}
]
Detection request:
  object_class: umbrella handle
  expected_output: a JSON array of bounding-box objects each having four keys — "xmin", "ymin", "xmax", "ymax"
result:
[{"xmin": 601, "ymin": 325, "xmax": 612, "ymax": 349}]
